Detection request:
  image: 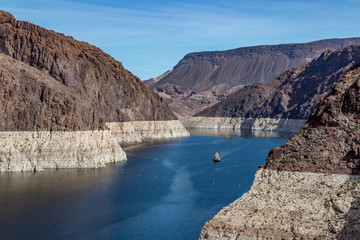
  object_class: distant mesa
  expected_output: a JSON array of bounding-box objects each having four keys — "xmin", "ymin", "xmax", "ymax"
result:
[{"xmin": 145, "ymin": 37, "xmax": 360, "ymax": 119}]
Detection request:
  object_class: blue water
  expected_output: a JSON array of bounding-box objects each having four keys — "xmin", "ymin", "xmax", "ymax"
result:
[{"xmin": 0, "ymin": 132, "xmax": 288, "ymax": 240}]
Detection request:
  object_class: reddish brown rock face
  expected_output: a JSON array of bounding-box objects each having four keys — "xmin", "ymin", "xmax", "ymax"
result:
[
  {"xmin": 0, "ymin": 11, "xmax": 176, "ymax": 131},
  {"xmin": 197, "ymin": 46, "xmax": 360, "ymax": 120},
  {"xmin": 266, "ymin": 65, "xmax": 360, "ymax": 175}
]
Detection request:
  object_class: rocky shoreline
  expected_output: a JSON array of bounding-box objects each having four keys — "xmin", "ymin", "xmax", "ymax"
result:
[
  {"xmin": 185, "ymin": 117, "xmax": 306, "ymax": 133},
  {"xmin": 0, "ymin": 120, "xmax": 189, "ymax": 172},
  {"xmin": 200, "ymin": 168, "xmax": 360, "ymax": 240},
  {"xmin": 0, "ymin": 130, "xmax": 126, "ymax": 172}
]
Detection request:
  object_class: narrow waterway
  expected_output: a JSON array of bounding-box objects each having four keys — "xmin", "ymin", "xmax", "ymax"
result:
[{"xmin": 0, "ymin": 130, "xmax": 290, "ymax": 240}]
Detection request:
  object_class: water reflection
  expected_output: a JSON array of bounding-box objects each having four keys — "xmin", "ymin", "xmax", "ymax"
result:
[
  {"xmin": 187, "ymin": 128, "xmax": 295, "ymax": 139},
  {"xmin": 0, "ymin": 167, "xmax": 120, "ymax": 218}
]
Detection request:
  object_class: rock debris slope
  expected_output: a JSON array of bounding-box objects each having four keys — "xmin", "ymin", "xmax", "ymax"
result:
[
  {"xmin": 0, "ymin": 11, "xmax": 189, "ymax": 172},
  {"xmin": 192, "ymin": 45, "xmax": 360, "ymax": 132},
  {"xmin": 146, "ymin": 38, "xmax": 360, "ymax": 118},
  {"xmin": 199, "ymin": 64, "xmax": 360, "ymax": 239}
]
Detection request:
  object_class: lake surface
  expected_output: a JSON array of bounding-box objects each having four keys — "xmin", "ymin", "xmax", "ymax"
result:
[{"xmin": 0, "ymin": 130, "xmax": 290, "ymax": 240}]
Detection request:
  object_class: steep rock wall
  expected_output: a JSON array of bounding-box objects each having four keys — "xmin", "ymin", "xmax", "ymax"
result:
[
  {"xmin": 106, "ymin": 120, "xmax": 190, "ymax": 144},
  {"xmin": 0, "ymin": 130, "xmax": 126, "ymax": 172},
  {"xmin": 200, "ymin": 169, "xmax": 360, "ymax": 240},
  {"xmin": 185, "ymin": 117, "xmax": 306, "ymax": 133}
]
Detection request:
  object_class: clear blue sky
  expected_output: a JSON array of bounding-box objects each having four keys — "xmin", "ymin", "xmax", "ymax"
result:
[{"xmin": 2, "ymin": 0, "xmax": 360, "ymax": 80}]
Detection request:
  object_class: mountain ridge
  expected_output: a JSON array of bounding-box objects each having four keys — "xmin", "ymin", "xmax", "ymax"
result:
[{"xmin": 145, "ymin": 37, "xmax": 360, "ymax": 118}]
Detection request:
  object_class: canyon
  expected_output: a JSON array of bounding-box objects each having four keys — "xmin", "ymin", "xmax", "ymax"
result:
[{"xmin": 200, "ymin": 61, "xmax": 360, "ymax": 239}]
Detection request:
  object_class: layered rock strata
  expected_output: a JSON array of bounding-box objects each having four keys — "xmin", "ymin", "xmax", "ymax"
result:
[
  {"xmin": 200, "ymin": 60, "xmax": 360, "ymax": 239},
  {"xmin": 146, "ymin": 38, "xmax": 360, "ymax": 118},
  {"xmin": 185, "ymin": 117, "xmax": 306, "ymax": 133},
  {"xmin": 0, "ymin": 120, "xmax": 189, "ymax": 172},
  {"xmin": 106, "ymin": 120, "xmax": 189, "ymax": 144},
  {"xmin": 0, "ymin": 11, "xmax": 189, "ymax": 172},
  {"xmin": 0, "ymin": 130, "xmax": 126, "ymax": 172}
]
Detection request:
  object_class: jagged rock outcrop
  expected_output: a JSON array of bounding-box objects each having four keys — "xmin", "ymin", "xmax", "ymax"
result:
[
  {"xmin": 194, "ymin": 45, "xmax": 360, "ymax": 132},
  {"xmin": 146, "ymin": 38, "xmax": 360, "ymax": 118},
  {"xmin": 0, "ymin": 11, "xmax": 189, "ymax": 172},
  {"xmin": 200, "ymin": 63, "xmax": 360, "ymax": 239},
  {"xmin": 266, "ymin": 64, "xmax": 360, "ymax": 175}
]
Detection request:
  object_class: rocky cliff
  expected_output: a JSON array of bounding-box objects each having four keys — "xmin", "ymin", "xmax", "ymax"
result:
[
  {"xmin": 0, "ymin": 10, "xmax": 177, "ymax": 131},
  {"xmin": 146, "ymin": 38, "xmax": 360, "ymax": 118},
  {"xmin": 0, "ymin": 11, "xmax": 189, "ymax": 172},
  {"xmin": 199, "ymin": 63, "xmax": 360, "ymax": 239},
  {"xmin": 0, "ymin": 130, "xmax": 126, "ymax": 172},
  {"xmin": 194, "ymin": 45, "xmax": 360, "ymax": 132},
  {"xmin": 186, "ymin": 117, "xmax": 306, "ymax": 133}
]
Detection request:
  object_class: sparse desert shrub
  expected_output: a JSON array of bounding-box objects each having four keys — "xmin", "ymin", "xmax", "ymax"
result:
[{"xmin": 337, "ymin": 191, "xmax": 344, "ymax": 196}]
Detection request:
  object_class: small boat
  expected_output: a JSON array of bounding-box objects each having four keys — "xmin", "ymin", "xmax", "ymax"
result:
[{"xmin": 213, "ymin": 152, "xmax": 221, "ymax": 162}]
